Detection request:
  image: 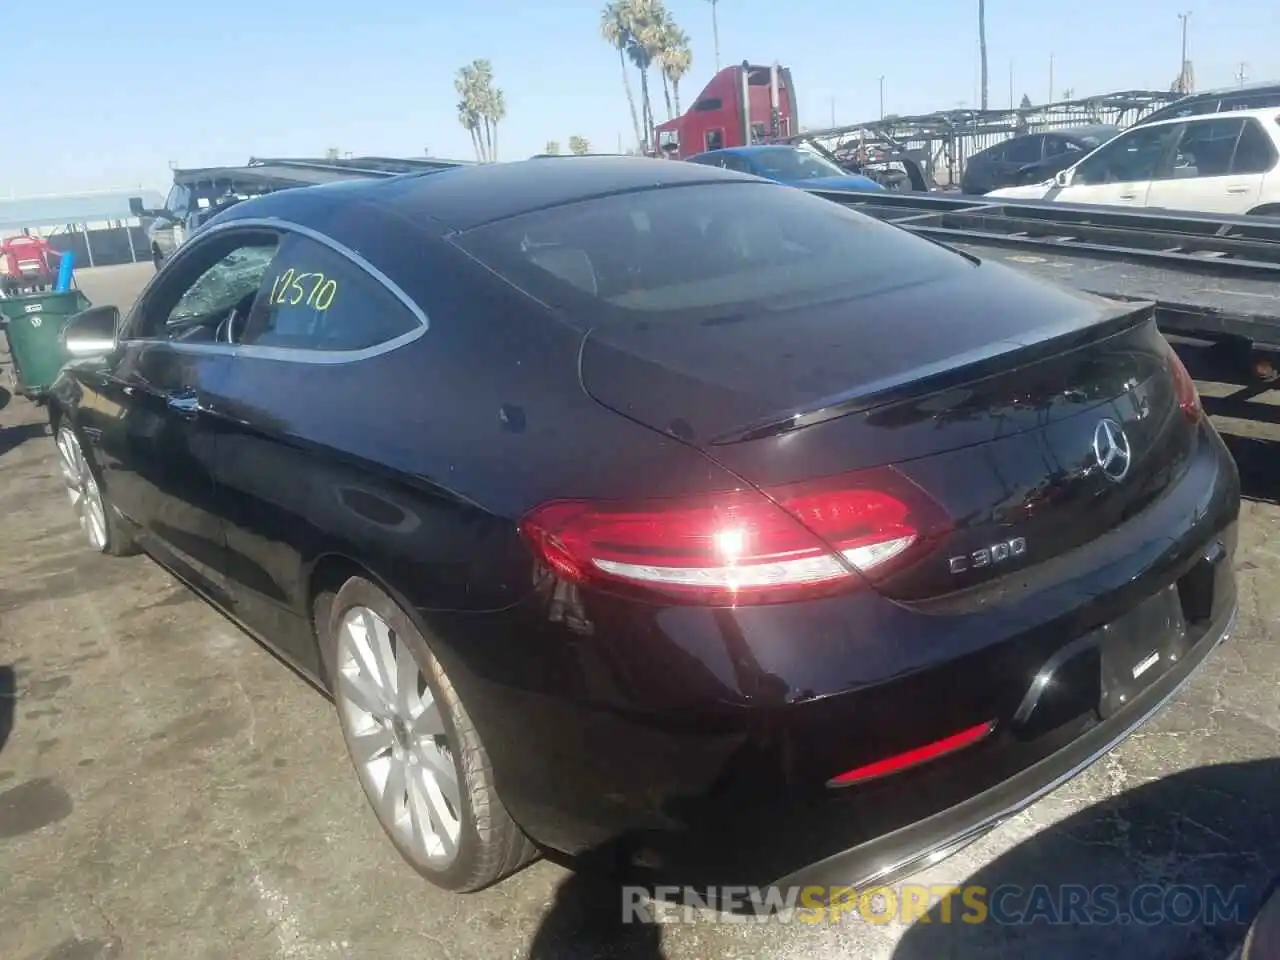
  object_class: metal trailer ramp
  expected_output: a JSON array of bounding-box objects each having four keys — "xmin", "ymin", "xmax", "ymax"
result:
[{"xmin": 806, "ymin": 189, "xmax": 1280, "ymax": 348}]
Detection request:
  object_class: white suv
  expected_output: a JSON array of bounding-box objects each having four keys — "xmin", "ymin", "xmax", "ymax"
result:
[{"xmin": 986, "ymin": 107, "xmax": 1280, "ymax": 217}]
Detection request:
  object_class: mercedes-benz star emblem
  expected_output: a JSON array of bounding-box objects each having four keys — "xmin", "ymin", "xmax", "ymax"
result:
[{"xmin": 1093, "ymin": 418, "xmax": 1132, "ymax": 482}]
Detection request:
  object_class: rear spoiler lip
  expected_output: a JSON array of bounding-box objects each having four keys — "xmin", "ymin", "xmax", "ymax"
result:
[{"xmin": 708, "ymin": 300, "xmax": 1158, "ymax": 445}]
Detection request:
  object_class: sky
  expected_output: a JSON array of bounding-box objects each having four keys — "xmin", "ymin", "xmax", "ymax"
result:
[{"xmin": 13, "ymin": 0, "xmax": 1278, "ymax": 196}]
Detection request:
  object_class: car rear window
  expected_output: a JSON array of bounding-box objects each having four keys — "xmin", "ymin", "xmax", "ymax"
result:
[{"xmin": 452, "ymin": 181, "xmax": 970, "ymax": 324}]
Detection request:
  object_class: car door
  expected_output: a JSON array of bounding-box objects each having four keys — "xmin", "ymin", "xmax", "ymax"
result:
[
  {"xmin": 1144, "ymin": 116, "xmax": 1277, "ymax": 214},
  {"xmin": 961, "ymin": 143, "xmax": 1003, "ymax": 194},
  {"xmin": 991, "ymin": 135, "xmax": 1044, "ymax": 189},
  {"xmin": 1036, "ymin": 135, "xmax": 1088, "ymax": 178},
  {"xmin": 211, "ymin": 225, "xmax": 425, "ymax": 673},
  {"xmin": 1051, "ymin": 123, "xmax": 1180, "ymax": 207},
  {"xmin": 98, "ymin": 228, "xmax": 281, "ymax": 598}
]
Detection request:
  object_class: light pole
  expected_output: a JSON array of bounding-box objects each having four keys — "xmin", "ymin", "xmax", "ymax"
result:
[
  {"xmin": 1177, "ymin": 11, "xmax": 1192, "ymax": 93},
  {"xmin": 878, "ymin": 76, "xmax": 885, "ymax": 119},
  {"xmin": 705, "ymin": 0, "xmax": 721, "ymax": 71}
]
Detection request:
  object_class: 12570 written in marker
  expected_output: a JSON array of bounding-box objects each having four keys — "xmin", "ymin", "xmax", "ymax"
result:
[{"xmin": 268, "ymin": 269, "xmax": 337, "ymax": 310}]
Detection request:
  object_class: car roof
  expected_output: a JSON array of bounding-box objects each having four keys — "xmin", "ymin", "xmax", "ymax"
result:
[
  {"xmin": 219, "ymin": 156, "xmax": 757, "ymax": 235},
  {"xmin": 1048, "ymin": 124, "xmax": 1119, "ymax": 140},
  {"xmin": 1169, "ymin": 80, "xmax": 1280, "ymax": 100},
  {"xmin": 704, "ymin": 145, "xmax": 797, "ymax": 156},
  {"xmin": 1134, "ymin": 105, "xmax": 1280, "ymax": 128}
]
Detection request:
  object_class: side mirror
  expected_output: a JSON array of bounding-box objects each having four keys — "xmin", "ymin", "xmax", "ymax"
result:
[
  {"xmin": 1054, "ymin": 169, "xmax": 1071, "ymax": 187},
  {"xmin": 128, "ymin": 197, "xmax": 145, "ymax": 217},
  {"xmin": 62, "ymin": 305, "xmax": 121, "ymax": 358}
]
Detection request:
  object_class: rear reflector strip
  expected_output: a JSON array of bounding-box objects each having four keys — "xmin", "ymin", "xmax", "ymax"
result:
[{"xmin": 827, "ymin": 720, "xmax": 996, "ymax": 787}]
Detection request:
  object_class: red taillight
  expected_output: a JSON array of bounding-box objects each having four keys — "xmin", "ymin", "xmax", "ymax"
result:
[
  {"xmin": 1162, "ymin": 338, "xmax": 1202, "ymax": 423},
  {"xmin": 519, "ymin": 467, "xmax": 950, "ymax": 605},
  {"xmin": 826, "ymin": 720, "xmax": 996, "ymax": 787}
]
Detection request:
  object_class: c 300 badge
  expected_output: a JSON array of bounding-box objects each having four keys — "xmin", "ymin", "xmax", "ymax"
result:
[{"xmin": 948, "ymin": 537, "xmax": 1027, "ymax": 574}]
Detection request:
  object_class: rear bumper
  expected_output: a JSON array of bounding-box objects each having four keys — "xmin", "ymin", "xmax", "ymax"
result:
[
  {"xmin": 769, "ymin": 594, "xmax": 1237, "ymax": 896},
  {"xmin": 432, "ymin": 420, "xmax": 1240, "ymax": 886}
]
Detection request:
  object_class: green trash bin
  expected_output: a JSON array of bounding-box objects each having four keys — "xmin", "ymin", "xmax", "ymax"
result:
[{"xmin": 0, "ymin": 290, "xmax": 92, "ymax": 402}]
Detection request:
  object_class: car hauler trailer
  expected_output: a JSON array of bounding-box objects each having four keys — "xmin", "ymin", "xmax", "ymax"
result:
[
  {"xmin": 128, "ymin": 155, "xmax": 467, "ymax": 263},
  {"xmin": 786, "ymin": 91, "xmax": 1182, "ymax": 192},
  {"xmin": 805, "ymin": 187, "xmax": 1280, "ymax": 378}
]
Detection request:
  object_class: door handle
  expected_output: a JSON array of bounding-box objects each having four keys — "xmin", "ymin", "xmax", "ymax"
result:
[
  {"xmin": 1227, "ymin": 185, "xmax": 1251, "ymax": 194},
  {"xmin": 1120, "ymin": 193, "xmax": 1137, "ymax": 200},
  {"xmin": 166, "ymin": 394, "xmax": 204, "ymax": 419}
]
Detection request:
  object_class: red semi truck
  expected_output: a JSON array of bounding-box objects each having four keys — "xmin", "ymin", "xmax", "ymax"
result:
[{"xmin": 653, "ymin": 61, "xmax": 797, "ymax": 159}]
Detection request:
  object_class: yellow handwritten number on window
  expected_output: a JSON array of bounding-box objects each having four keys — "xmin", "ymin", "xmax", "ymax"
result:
[{"xmin": 268, "ymin": 270, "xmax": 337, "ymax": 311}]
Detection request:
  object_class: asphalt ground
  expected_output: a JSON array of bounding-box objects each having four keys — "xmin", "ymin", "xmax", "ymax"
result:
[{"xmin": 0, "ymin": 263, "xmax": 1277, "ymax": 960}]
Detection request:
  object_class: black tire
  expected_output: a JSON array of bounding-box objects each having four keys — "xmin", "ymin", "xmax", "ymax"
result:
[
  {"xmin": 53, "ymin": 422, "xmax": 140, "ymax": 557},
  {"xmin": 323, "ymin": 575, "xmax": 537, "ymax": 891}
]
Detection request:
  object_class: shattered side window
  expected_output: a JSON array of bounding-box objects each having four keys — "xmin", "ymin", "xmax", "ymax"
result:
[{"xmin": 168, "ymin": 246, "xmax": 277, "ymax": 324}]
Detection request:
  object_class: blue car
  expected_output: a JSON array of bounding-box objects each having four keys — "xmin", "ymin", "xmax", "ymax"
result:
[{"xmin": 686, "ymin": 144, "xmax": 885, "ymax": 191}]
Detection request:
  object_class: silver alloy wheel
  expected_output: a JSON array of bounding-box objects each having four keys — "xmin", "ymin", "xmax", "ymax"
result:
[
  {"xmin": 335, "ymin": 605, "xmax": 463, "ymax": 868},
  {"xmin": 55, "ymin": 426, "xmax": 108, "ymax": 551}
]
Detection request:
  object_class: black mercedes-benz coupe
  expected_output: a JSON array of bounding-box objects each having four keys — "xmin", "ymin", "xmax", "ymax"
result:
[{"xmin": 49, "ymin": 157, "xmax": 1240, "ymax": 896}]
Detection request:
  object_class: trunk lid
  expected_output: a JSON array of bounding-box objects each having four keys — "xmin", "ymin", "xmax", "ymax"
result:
[{"xmin": 579, "ymin": 267, "xmax": 1197, "ymax": 603}]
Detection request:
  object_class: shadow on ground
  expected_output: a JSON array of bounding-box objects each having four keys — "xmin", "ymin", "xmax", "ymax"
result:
[
  {"xmin": 893, "ymin": 760, "xmax": 1279, "ymax": 960},
  {"xmin": 520, "ymin": 761, "xmax": 1277, "ymax": 960},
  {"xmin": 1219, "ymin": 433, "xmax": 1280, "ymax": 506},
  {"xmin": 528, "ymin": 860, "xmax": 667, "ymax": 960},
  {"xmin": 0, "ymin": 666, "xmax": 12, "ymax": 755},
  {"xmin": 0, "ymin": 422, "xmax": 47, "ymax": 460},
  {"xmin": 1169, "ymin": 338, "xmax": 1280, "ymax": 505}
]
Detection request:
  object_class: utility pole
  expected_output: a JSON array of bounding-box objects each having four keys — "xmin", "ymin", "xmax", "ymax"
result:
[
  {"xmin": 1009, "ymin": 60, "xmax": 1014, "ymax": 109},
  {"xmin": 1048, "ymin": 53, "xmax": 1054, "ymax": 105},
  {"xmin": 705, "ymin": 0, "xmax": 721, "ymax": 71},
  {"xmin": 1177, "ymin": 11, "xmax": 1192, "ymax": 93},
  {"xmin": 830, "ymin": 95, "xmax": 836, "ymax": 127},
  {"xmin": 977, "ymin": 0, "xmax": 988, "ymax": 109},
  {"xmin": 1236, "ymin": 62, "xmax": 1249, "ymax": 87},
  {"xmin": 878, "ymin": 76, "xmax": 885, "ymax": 119}
]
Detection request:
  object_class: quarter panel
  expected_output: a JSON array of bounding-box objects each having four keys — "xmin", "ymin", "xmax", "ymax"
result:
[{"xmin": 212, "ymin": 241, "xmax": 741, "ymax": 628}]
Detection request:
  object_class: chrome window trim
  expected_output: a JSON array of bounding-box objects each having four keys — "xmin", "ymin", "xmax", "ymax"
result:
[{"xmin": 118, "ymin": 216, "xmax": 428, "ymax": 365}]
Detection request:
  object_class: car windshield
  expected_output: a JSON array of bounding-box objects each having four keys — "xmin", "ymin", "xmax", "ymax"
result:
[
  {"xmin": 453, "ymin": 181, "xmax": 969, "ymax": 325},
  {"xmin": 749, "ymin": 148, "xmax": 848, "ymax": 180}
]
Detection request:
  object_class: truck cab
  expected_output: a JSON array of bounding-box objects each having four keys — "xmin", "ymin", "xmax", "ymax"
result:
[
  {"xmin": 130, "ymin": 181, "xmax": 248, "ymax": 266},
  {"xmin": 655, "ymin": 61, "xmax": 797, "ymax": 160}
]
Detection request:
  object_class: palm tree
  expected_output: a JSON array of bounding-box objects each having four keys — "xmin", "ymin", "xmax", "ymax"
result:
[
  {"xmin": 455, "ymin": 59, "xmax": 505, "ymax": 162},
  {"xmin": 978, "ymin": 0, "xmax": 989, "ymax": 110},
  {"xmin": 472, "ymin": 59, "xmax": 496, "ymax": 161},
  {"xmin": 658, "ymin": 21, "xmax": 692, "ymax": 117},
  {"xmin": 623, "ymin": 0, "xmax": 667, "ymax": 149},
  {"xmin": 545, "ymin": 140, "xmax": 561, "ymax": 155},
  {"xmin": 486, "ymin": 85, "xmax": 506, "ymax": 161},
  {"xmin": 455, "ymin": 64, "xmax": 486, "ymax": 161},
  {"xmin": 569, "ymin": 135, "xmax": 591, "ymax": 155},
  {"xmin": 600, "ymin": 2, "xmax": 644, "ymax": 150},
  {"xmin": 458, "ymin": 100, "xmax": 483, "ymax": 161}
]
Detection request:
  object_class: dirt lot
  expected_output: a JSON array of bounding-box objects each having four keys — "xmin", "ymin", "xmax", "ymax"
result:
[{"xmin": 1, "ymin": 265, "xmax": 1278, "ymax": 960}]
